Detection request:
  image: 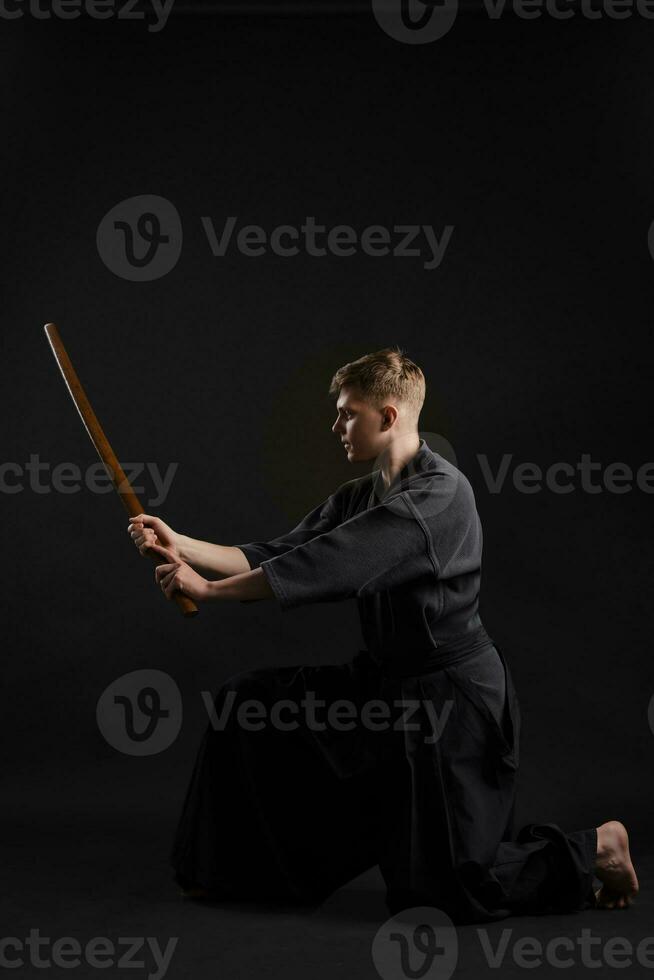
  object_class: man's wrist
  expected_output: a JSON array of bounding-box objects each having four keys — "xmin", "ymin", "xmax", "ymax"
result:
[
  {"xmin": 204, "ymin": 578, "xmax": 225, "ymax": 601},
  {"xmin": 199, "ymin": 570, "xmax": 272, "ymax": 603},
  {"xmin": 176, "ymin": 534, "xmax": 191, "ymax": 563}
]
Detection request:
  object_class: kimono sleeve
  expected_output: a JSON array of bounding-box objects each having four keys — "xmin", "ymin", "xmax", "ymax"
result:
[
  {"xmin": 259, "ymin": 492, "xmax": 438, "ymax": 610},
  {"xmin": 234, "ymin": 485, "xmax": 345, "ymax": 570}
]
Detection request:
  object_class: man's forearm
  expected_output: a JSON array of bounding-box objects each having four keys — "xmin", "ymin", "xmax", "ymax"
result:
[
  {"xmin": 205, "ymin": 567, "xmax": 274, "ymax": 602},
  {"xmin": 177, "ymin": 537, "xmax": 251, "ymax": 578}
]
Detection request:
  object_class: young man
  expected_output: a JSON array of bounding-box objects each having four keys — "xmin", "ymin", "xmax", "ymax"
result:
[{"xmin": 128, "ymin": 347, "xmax": 638, "ymax": 923}]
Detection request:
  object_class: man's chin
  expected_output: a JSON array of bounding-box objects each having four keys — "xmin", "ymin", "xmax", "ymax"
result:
[{"xmin": 346, "ymin": 446, "xmax": 374, "ymax": 462}]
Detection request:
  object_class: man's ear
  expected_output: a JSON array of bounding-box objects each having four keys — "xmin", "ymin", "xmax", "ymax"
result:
[{"xmin": 381, "ymin": 405, "xmax": 397, "ymax": 430}]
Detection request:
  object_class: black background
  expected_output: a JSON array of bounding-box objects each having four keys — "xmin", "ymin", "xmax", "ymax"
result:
[{"xmin": 2, "ymin": 4, "xmax": 653, "ymax": 972}]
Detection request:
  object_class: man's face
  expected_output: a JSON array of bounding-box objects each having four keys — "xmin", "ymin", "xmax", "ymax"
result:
[{"xmin": 331, "ymin": 385, "xmax": 390, "ymax": 462}]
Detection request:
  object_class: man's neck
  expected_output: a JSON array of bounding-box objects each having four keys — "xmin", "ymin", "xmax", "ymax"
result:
[{"xmin": 379, "ymin": 433, "xmax": 421, "ymax": 489}]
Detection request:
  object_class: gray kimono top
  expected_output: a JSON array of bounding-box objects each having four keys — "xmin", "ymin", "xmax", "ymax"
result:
[{"xmin": 235, "ymin": 438, "xmax": 485, "ymax": 661}]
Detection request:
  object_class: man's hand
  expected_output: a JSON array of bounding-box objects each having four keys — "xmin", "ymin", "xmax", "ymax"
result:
[
  {"xmin": 128, "ymin": 513, "xmax": 180, "ymax": 559},
  {"xmin": 150, "ymin": 543, "xmax": 211, "ymax": 603}
]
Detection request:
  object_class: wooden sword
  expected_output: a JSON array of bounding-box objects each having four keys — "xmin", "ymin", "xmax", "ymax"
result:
[{"xmin": 44, "ymin": 322, "xmax": 198, "ymax": 618}]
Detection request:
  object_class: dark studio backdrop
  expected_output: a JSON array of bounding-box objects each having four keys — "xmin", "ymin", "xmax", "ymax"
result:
[{"xmin": 2, "ymin": 3, "xmax": 653, "ymax": 890}]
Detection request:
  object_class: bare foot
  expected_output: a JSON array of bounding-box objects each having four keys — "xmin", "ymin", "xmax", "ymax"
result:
[{"xmin": 594, "ymin": 821, "xmax": 639, "ymax": 909}]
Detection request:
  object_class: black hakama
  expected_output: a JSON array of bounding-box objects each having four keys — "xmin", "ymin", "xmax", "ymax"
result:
[
  {"xmin": 171, "ymin": 631, "xmax": 597, "ymax": 922},
  {"xmin": 171, "ymin": 440, "xmax": 597, "ymax": 922}
]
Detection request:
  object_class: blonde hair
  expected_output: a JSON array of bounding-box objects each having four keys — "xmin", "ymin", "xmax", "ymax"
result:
[{"xmin": 328, "ymin": 346, "xmax": 425, "ymax": 420}]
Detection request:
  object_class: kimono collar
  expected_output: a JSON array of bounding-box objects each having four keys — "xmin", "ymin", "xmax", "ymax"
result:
[{"xmin": 370, "ymin": 437, "xmax": 438, "ymax": 503}]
